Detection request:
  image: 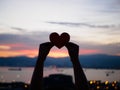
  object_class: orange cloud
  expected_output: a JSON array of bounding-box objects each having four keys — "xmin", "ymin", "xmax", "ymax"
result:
[
  {"xmin": 80, "ymin": 49, "xmax": 100, "ymax": 55},
  {"xmin": 0, "ymin": 45, "xmax": 11, "ymax": 50},
  {"xmin": 0, "ymin": 51, "xmax": 23, "ymax": 57},
  {"xmin": 0, "ymin": 43, "xmax": 24, "ymax": 47},
  {"xmin": 0, "ymin": 49, "xmax": 38, "ymax": 58},
  {"xmin": 18, "ymin": 50, "xmax": 38, "ymax": 58},
  {"xmin": 0, "ymin": 44, "xmax": 101, "ymax": 58},
  {"xmin": 0, "ymin": 48, "xmax": 68, "ymax": 58}
]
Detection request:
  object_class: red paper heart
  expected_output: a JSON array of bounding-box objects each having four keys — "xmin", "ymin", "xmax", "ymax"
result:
[{"xmin": 50, "ymin": 32, "xmax": 70, "ymax": 48}]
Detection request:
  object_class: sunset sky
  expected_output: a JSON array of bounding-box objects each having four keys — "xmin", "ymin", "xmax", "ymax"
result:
[{"xmin": 0, "ymin": 0, "xmax": 120, "ymax": 58}]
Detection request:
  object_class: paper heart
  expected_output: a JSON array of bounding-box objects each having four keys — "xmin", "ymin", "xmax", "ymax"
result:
[{"xmin": 50, "ymin": 32, "xmax": 70, "ymax": 48}]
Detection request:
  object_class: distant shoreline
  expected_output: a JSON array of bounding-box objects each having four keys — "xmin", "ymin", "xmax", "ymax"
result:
[
  {"xmin": 1, "ymin": 54, "xmax": 120, "ymax": 69},
  {"xmin": 0, "ymin": 66, "xmax": 120, "ymax": 70}
]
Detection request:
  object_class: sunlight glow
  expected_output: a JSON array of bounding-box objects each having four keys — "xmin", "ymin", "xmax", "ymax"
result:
[
  {"xmin": 48, "ymin": 47, "xmax": 69, "ymax": 58},
  {"xmin": 48, "ymin": 51, "xmax": 69, "ymax": 58},
  {"xmin": 0, "ymin": 51, "xmax": 22, "ymax": 57},
  {"xmin": 0, "ymin": 48, "xmax": 102, "ymax": 58},
  {"xmin": 19, "ymin": 50, "xmax": 38, "ymax": 58}
]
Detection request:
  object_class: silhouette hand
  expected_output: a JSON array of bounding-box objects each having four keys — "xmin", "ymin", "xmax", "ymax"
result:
[
  {"xmin": 38, "ymin": 42, "xmax": 54, "ymax": 61},
  {"xmin": 65, "ymin": 42, "xmax": 79, "ymax": 63}
]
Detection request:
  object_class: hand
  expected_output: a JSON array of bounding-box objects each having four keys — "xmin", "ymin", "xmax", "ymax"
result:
[
  {"xmin": 65, "ymin": 42, "xmax": 79, "ymax": 62},
  {"xmin": 38, "ymin": 42, "xmax": 54, "ymax": 61}
]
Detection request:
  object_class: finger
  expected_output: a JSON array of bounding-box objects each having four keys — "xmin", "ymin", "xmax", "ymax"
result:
[
  {"xmin": 65, "ymin": 42, "xmax": 79, "ymax": 48},
  {"xmin": 46, "ymin": 42, "xmax": 54, "ymax": 49},
  {"xmin": 69, "ymin": 42, "xmax": 79, "ymax": 47}
]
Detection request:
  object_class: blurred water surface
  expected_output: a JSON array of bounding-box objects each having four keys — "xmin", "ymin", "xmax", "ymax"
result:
[{"xmin": 0, "ymin": 67, "xmax": 120, "ymax": 83}]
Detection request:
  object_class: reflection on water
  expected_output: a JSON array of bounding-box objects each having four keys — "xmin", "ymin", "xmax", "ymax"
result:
[{"xmin": 0, "ymin": 67, "xmax": 120, "ymax": 83}]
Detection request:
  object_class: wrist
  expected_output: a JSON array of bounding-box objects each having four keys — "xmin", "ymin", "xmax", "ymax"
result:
[
  {"xmin": 72, "ymin": 59, "xmax": 79, "ymax": 64},
  {"xmin": 38, "ymin": 54, "xmax": 46, "ymax": 60},
  {"xmin": 36, "ymin": 58, "xmax": 44, "ymax": 63},
  {"xmin": 72, "ymin": 59, "xmax": 83, "ymax": 70},
  {"xmin": 70, "ymin": 55, "xmax": 79, "ymax": 61},
  {"xmin": 37, "ymin": 55, "xmax": 46, "ymax": 64}
]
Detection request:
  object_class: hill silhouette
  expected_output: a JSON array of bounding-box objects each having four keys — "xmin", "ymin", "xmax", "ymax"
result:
[{"xmin": 0, "ymin": 54, "xmax": 120, "ymax": 69}]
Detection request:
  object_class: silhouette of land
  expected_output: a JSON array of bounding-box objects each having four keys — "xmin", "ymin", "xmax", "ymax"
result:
[{"xmin": 0, "ymin": 54, "xmax": 120, "ymax": 69}]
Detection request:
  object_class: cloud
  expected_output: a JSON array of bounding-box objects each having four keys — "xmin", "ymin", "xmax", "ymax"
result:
[
  {"xmin": 47, "ymin": 21, "xmax": 116, "ymax": 28},
  {"xmin": 0, "ymin": 31, "xmax": 51, "ymax": 50},
  {"xmin": 101, "ymin": 43, "xmax": 120, "ymax": 55},
  {"xmin": 99, "ymin": 0, "xmax": 120, "ymax": 13},
  {"xmin": 78, "ymin": 41, "xmax": 120, "ymax": 56},
  {"xmin": 0, "ymin": 31, "xmax": 120, "ymax": 57},
  {"xmin": 0, "ymin": 45, "xmax": 11, "ymax": 50},
  {"xmin": 0, "ymin": 31, "xmax": 51, "ymax": 57},
  {"xmin": 80, "ymin": 49, "xmax": 101, "ymax": 55},
  {"xmin": 10, "ymin": 27, "xmax": 26, "ymax": 31},
  {"xmin": 0, "ymin": 23, "xmax": 27, "ymax": 34},
  {"xmin": 0, "ymin": 34, "xmax": 30, "ymax": 44}
]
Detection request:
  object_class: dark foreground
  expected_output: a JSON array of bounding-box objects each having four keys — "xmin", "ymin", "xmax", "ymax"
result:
[{"xmin": 0, "ymin": 74, "xmax": 120, "ymax": 90}]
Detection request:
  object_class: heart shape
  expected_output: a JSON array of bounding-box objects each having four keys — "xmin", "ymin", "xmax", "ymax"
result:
[{"xmin": 50, "ymin": 32, "xmax": 70, "ymax": 48}]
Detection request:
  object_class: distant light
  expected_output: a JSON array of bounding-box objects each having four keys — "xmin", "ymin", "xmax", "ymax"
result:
[
  {"xmin": 90, "ymin": 81, "xmax": 93, "ymax": 84},
  {"xmin": 105, "ymin": 81, "xmax": 109, "ymax": 85},
  {"xmin": 114, "ymin": 86, "xmax": 118, "ymax": 90},
  {"xmin": 93, "ymin": 80, "xmax": 96, "ymax": 83},
  {"xmin": 113, "ymin": 81, "xmax": 117, "ymax": 84},
  {"xmin": 96, "ymin": 81, "xmax": 100, "ymax": 85},
  {"xmin": 112, "ymin": 83, "xmax": 115, "ymax": 87},
  {"xmin": 24, "ymin": 84, "xmax": 28, "ymax": 88},
  {"xmin": 106, "ymin": 86, "xmax": 109, "ymax": 89},
  {"xmin": 96, "ymin": 86, "xmax": 100, "ymax": 89}
]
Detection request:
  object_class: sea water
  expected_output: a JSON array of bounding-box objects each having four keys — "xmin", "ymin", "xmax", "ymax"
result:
[{"xmin": 0, "ymin": 67, "xmax": 120, "ymax": 83}]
